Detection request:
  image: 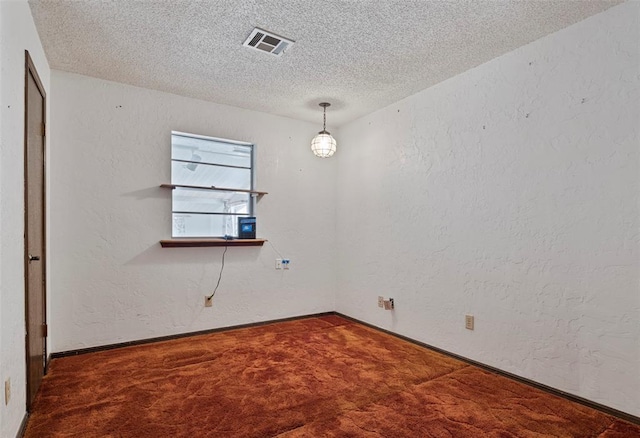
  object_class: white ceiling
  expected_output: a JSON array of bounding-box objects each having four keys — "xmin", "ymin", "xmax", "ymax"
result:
[{"xmin": 29, "ymin": 0, "xmax": 622, "ymax": 127}]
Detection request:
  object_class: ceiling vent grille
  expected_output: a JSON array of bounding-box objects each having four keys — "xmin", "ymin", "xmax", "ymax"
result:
[{"xmin": 243, "ymin": 28, "xmax": 294, "ymax": 56}]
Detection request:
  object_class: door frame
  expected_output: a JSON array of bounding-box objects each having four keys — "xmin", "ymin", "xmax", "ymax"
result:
[{"xmin": 24, "ymin": 49, "xmax": 47, "ymax": 410}]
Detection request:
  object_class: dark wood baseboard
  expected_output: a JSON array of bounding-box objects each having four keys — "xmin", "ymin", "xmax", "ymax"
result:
[
  {"xmin": 48, "ymin": 310, "xmax": 639, "ymax": 426},
  {"xmin": 50, "ymin": 312, "xmax": 336, "ymax": 359},
  {"xmin": 335, "ymin": 312, "xmax": 640, "ymax": 426},
  {"xmin": 16, "ymin": 412, "xmax": 28, "ymax": 438}
]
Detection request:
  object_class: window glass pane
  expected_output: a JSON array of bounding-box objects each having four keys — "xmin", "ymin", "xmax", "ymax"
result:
[
  {"xmin": 171, "ymin": 161, "xmax": 251, "ymax": 190},
  {"xmin": 172, "ymin": 213, "xmax": 249, "ymax": 237},
  {"xmin": 172, "ymin": 188, "xmax": 250, "ymax": 214},
  {"xmin": 171, "ymin": 134, "xmax": 251, "ymax": 168}
]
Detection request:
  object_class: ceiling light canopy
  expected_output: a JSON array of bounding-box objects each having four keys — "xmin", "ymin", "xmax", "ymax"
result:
[{"xmin": 311, "ymin": 103, "xmax": 336, "ymax": 158}]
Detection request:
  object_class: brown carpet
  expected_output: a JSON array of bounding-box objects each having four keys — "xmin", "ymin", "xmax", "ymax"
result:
[{"xmin": 25, "ymin": 315, "xmax": 639, "ymax": 437}]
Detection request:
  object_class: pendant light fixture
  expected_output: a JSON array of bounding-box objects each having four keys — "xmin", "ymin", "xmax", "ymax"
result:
[{"xmin": 310, "ymin": 102, "xmax": 336, "ymax": 158}]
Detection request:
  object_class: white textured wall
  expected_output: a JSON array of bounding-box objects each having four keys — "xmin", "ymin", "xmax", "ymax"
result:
[
  {"xmin": 50, "ymin": 71, "xmax": 336, "ymax": 352},
  {"xmin": 0, "ymin": 0, "xmax": 51, "ymax": 436},
  {"xmin": 336, "ymin": 2, "xmax": 639, "ymax": 416}
]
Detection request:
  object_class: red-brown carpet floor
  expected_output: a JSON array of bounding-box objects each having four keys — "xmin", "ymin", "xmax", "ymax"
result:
[{"xmin": 25, "ymin": 315, "xmax": 640, "ymax": 437}]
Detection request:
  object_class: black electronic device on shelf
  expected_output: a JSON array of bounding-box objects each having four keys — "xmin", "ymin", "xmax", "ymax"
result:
[{"xmin": 238, "ymin": 217, "xmax": 256, "ymax": 239}]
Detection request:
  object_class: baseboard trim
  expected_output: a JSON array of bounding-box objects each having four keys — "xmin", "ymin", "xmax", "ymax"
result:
[
  {"xmin": 50, "ymin": 312, "xmax": 336, "ymax": 359},
  {"xmin": 16, "ymin": 412, "xmax": 28, "ymax": 438},
  {"xmin": 335, "ymin": 312, "xmax": 640, "ymax": 426}
]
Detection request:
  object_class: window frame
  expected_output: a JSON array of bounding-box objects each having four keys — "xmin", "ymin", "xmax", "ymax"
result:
[{"xmin": 170, "ymin": 131, "xmax": 256, "ymax": 238}]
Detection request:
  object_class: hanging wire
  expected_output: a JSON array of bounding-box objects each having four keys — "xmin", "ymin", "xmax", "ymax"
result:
[
  {"xmin": 207, "ymin": 238, "xmax": 229, "ymax": 300},
  {"xmin": 268, "ymin": 240, "xmax": 284, "ymax": 258}
]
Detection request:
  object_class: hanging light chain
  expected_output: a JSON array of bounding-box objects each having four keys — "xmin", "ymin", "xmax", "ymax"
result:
[{"xmin": 323, "ymin": 105, "xmax": 327, "ymax": 131}]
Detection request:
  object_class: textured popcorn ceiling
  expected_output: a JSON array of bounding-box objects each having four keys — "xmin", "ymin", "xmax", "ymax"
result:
[{"xmin": 29, "ymin": 0, "xmax": 622, "ymax": 127}]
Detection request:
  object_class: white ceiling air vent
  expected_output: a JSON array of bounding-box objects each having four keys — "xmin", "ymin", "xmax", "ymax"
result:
[{"xmin": 243, "ymin": 28, "xmax": 294, "ymax": 57}]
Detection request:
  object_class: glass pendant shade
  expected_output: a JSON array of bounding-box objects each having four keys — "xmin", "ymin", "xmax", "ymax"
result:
[{"xmin": 311, "ymin": 130, "xmax": 337, "ymax": 158}]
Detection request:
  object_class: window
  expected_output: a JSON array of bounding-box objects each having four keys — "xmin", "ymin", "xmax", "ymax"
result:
[{"xmin": 171, "ymin": 131, "xmax": 255, "ymax": 238}]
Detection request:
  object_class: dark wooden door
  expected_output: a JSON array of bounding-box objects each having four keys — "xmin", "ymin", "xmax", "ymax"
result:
[{"xmin": 24, "ymin": 50, "xmax": 47, "ymax": 409}]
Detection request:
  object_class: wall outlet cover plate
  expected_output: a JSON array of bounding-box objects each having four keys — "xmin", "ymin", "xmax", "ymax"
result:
[
  {"xmin": 465, "ymin": 315, "xmax": 474, "ymax": 330},
  {"xmin": 4, "ymin": 379, "xmax": 10, "ymax": 405}
]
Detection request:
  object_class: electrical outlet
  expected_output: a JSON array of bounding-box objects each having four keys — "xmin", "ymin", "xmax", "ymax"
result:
[
  {"xmin": 275, "ymin": 258, "xmax": 282, "ymax": 270},
  {"xmin": 204, "ymin": 296, "xmax": 213, "ymax": 307},
  {"xmin": 378, "ymin": 296, "xmax": 384, "ymax": 308},
  {"xmin": 282, "ymin": 259, "xmax": 290, "ymax": 270},
  {"xmin": 4, "ymin": 379, "xmax": 10, "ymax": 405},
  {"xmin": 383, "ymin": 298, "xmax": 394, "ymax": 310},
  {"xmin": 465, "ymin": 315, "xmax": 474, "ymax": 330}
]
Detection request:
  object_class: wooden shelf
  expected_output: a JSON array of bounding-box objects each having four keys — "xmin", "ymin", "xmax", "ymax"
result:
[
  {"xmin": 160, "ymin": 184, "xmax": 268, "ymax": 196},
  {"xmin": 160, "ymin": 238, "xmax": 266, "ymax": 248}
]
